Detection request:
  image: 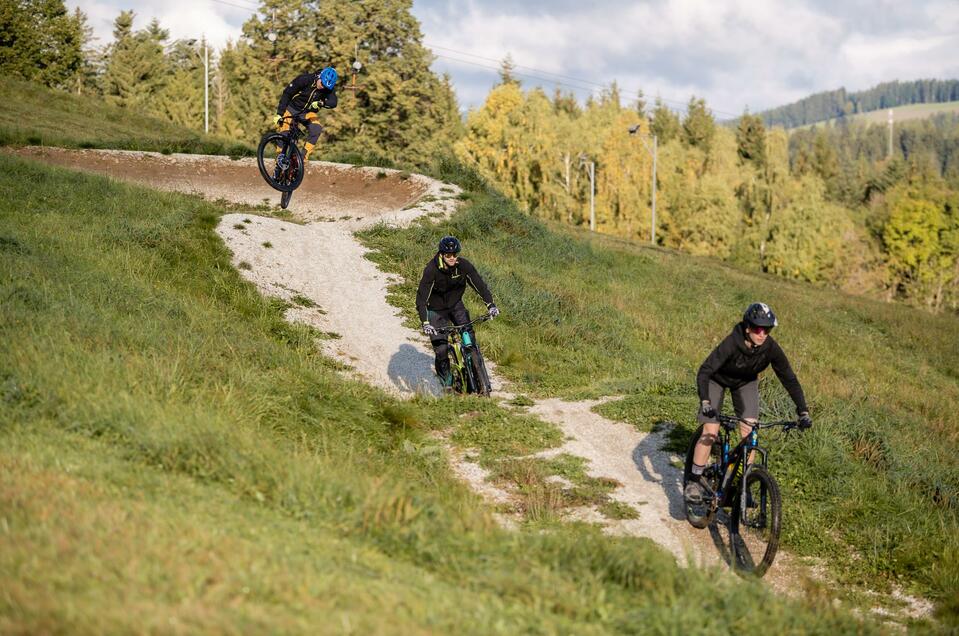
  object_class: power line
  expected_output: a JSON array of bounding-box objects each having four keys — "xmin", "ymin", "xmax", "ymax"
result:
[{"xmin": 426, "ymin": 41, "xmax": 742, "ymax": 118}]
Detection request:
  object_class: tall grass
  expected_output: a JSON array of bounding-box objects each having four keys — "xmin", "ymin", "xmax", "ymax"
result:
[
  {"xmin": 360, "ymin": 158, "xmax": 959, "ymax": 624},
  {"xmin": 0, "ymin": 77, "xmax": 253, "ymax": 156},
  {"xmin": 0, "ymin": 154, "xmax": 882, "ymax": 632}
]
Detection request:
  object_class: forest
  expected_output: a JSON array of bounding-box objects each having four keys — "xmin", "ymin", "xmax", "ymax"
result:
[{"xmin": 3, "ymin": 0, "xmax": 957, "ymax": 313}]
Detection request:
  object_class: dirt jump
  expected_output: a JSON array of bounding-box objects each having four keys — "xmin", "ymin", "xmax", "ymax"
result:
[{"xmin": 10, "ymin": 146, "xmax": 933, "ymax": 619}]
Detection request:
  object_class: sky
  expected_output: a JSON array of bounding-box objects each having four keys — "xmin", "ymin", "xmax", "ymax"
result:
[{"xmin": 68, "ymin": 0, "xmax": 959, "ymax": 118}]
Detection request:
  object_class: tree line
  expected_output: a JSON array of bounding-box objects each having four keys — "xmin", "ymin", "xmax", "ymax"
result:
[
  {"xmin": 2, "ymin": 0, "xmax": 957, "ymax": 313},
  {"xmin": 757, "ymin": 79, "xmax": 959, "ymax": 129},
  {"xmin": 0, "ymin": 0, "xmax": 463, "ymax": 164},
  {"xmin": 455, "ymin": 70, "xmax": 959, "ymax": 313}
]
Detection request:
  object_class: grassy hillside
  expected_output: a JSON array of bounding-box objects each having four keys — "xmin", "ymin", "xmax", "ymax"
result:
[
  {"xmin": 793, "ymin": 100, "xmax": 959, "ymax": 130},
  {"xmin": 0, "ymin": 76, "xmax": 253, "ymax": 156},
  {"xmin": 0, "ymin": 154, "xmax": 887, "ymax": 633},
  {"xmin": 360, "ymin": 164, "xmax": 959, "ymax": 625}
]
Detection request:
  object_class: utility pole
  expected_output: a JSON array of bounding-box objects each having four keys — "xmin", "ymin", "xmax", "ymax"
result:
[
  {"xmin": 887, "ymin": 108, "xmax": 894, "ymax": 159},
  {"xmin": 204, "ymin": 39, "xmax": 209, "ymax": 134},
  {"xmin": 628, "ymin": 125, "xmax": 658, "ymax": 245},
  {"xmin": 579, "ymin": 154, "xmax": 596, "ymax": 231}
]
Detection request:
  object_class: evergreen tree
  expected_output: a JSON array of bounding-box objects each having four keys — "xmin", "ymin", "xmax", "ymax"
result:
[
  {"xmin": 0, "ymin": 0, "xmax": 87, "ymax": 87},
  {"xmin": 497, "ymin": 54, "xmax": 520, "ymax": 87},
  {"xmin": 650, "ymin": 98, "xmax": 680, "ymax": 145},
  {"xmin": 682, "ymin": 96, "xmax": 715, "ymax": 153},
  {"xmin": 222, "ymin": 0, "xmax": 461, "ymax": 163},
  {"xmin": 735, "ymin": 111, "xmax": 766, "ymax": 169},
  {"xmin": 100, "ymin": 11, "xmax": 169, "ymax": 110}
]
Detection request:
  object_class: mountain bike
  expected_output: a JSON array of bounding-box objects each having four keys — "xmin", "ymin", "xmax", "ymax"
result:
[
  {"xmin": 682, "ymin": 414, "xmax": 804, "ymax": 577},
  {"xmin": 436, "ymin": 314, "xmax": 493, "ymax": 397},
  {"xmin": 257, "ymin": 114, "xmax": 307, "ymax": 209}
]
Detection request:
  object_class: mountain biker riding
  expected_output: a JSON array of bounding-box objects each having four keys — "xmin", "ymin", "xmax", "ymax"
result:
[
  {"xmin": 271, "ymin": 66, "xmax": 338, "ymax": 162},
  {"xmin": 685, "ymin": 302, "xmax": 812, "ymax": 503},
  {"xmin": 416, "ymin": 236, "xmax": 499, "ymax": 388}
]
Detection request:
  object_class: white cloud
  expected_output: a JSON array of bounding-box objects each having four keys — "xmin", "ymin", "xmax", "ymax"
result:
[{"xmin": 67, "ymin": 0, "xmax": 959, "ymax": 116}]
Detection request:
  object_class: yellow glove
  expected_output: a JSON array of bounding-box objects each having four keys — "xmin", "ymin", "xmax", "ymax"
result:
[
  {"xmin": 272, "ymin": 113, "xmax": 282, "ymax": 127},
  {"xmin": 309, "ymin": 100, "xmax": 320, "ymax": 110}
]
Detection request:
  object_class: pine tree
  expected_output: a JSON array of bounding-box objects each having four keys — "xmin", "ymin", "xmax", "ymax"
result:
[
  {"xmin": 682, "ymin": 96, "xmax": 715, "ymax": 153},
  {"xmin": 650, "ymin": 98, "xmax": 680, "ymax": 145},
  {"xmin": 0, "ymin": 0, "xmax": 87, "ymax": 87},
  {"xmin": 497, "ymin": 54, "xmax": 520, "ymax": 87},
  {"xmin": 100, "ymin": 11, "xmax": 169, "ymax": 110},
  {"xmin": 735, "ymin": 111, "xmax": 766, "ymax": 169}
]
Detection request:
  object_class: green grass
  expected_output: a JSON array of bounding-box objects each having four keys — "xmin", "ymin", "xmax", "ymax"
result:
[
  {"xmin": 0, "ymin": 76, "xmax": 253, "ymax": 156},
  {"xmin": 0, "ymin": 153, "xmax": 888, "ymax": 632},
  {"xmin": 359, "ymin": 160, "xmax": 959, "ymax": 625}
]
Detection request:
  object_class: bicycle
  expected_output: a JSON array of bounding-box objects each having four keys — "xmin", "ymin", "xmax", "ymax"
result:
[
  {"xmin": 256, "ymin": 114, "xmax": 308, "ymax": 209},
  {"xmin": 436, "ymin": 314, "xmax": 493, "ymax": 397},
  {"xmin": 682, "ymin": 413, "xmax": 805, "ymax": 577}
]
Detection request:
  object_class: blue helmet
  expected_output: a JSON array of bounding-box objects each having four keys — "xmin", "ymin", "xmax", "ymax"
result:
[
  {"xmin": 317, "ymin": 66, "xmax": 338, "ymax": 89},
  {"xmin": 438, "ymin": 236, "xmax": 461, "ymax": 254}
]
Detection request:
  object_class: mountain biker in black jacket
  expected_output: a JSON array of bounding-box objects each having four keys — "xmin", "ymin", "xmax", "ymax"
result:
[
  {"xmin": 685, "ymin": 303, "xmax": 812, "ymax": 503},
  {"xmin": 270, "ymin": 66, "xmax": 339, "ymax": 162},
  {"xmin": 416, "ymin": 236, "xmax": 499, "ymax": 386}
]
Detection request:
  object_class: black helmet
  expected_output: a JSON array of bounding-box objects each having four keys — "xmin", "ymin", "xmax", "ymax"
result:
[
  {"xmin": 438, "ymin": 236, "xmax": 461, "ymax": 254},
  {"xmin": 743, "ymin": 302, "xmax": 778, "ymax": 329}
]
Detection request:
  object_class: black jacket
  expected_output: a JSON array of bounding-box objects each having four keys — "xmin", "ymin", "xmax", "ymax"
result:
[
  {"xmin": 276, "ymin": 73, "xmax": 338, "ymax": 115},
  {"xmin": 416, "ymin": 255, "xmax": 494, "ymax": 322},
  {"xmin": 696, "ymin": 322, "xmax": 808, "ymax": 413}
]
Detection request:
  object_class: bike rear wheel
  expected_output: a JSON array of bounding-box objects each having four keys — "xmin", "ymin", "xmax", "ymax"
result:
[
  {"xmin": 683, "ymin": 424, "xmax": 721, "ymax": 529},
  {"xmin": 731, "ymin": 466, "xmax": 781, "ymax": 577},
  {"xmin": 280, "ymin": 189, "xmax": 293, "ymax": 209},
  {"xmin": 257, "ymin": 132, "xmax": 304, "ymax": 193},
  {"xmin": 469, "ymin": 346, "xmax": 491, "ymax": 397}
]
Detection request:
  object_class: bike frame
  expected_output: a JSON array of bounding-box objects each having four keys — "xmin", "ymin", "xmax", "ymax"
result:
[
  {"xmin": 711, "ymin": 415, "xmax": 791, "ymax": 509},
  {"xmin": 437, "ymin": 314, "xmax": 491, "ymax": 394}
]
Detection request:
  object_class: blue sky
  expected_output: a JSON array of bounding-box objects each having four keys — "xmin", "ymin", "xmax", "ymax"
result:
[{"xmin": 69, "ymin": 0, "xmax": 959, "ymax": 117}]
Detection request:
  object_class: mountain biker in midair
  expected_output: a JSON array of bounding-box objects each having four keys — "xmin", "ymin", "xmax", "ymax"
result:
[
  {"xmin": 417, "ymin": 236, "xmax": 499, "ymax": 388},
  {"xmin": 685, "ymin": 303, "xmax": 812, "ymax": 503},
  {"xmin": 271, "ymin": 66, "xmax": 338, "ymax": 162}
]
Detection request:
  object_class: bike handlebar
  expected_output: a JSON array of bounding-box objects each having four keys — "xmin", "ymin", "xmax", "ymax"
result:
[
  {"xmin": 715, "ymin": 413, "xmax": 801, "ymax": 432},
  {"xmin": 435, "ymin": 313, "xmax": 493, "ymax": 335}
]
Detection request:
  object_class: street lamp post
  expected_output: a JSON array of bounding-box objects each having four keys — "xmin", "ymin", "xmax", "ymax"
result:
[
  {"xmin": 174, "ymin": 38, "xmax": 209, "ymax": 133},
  {"xmin": 628, "ymin": 124, "xmax": 658, "ymax": 245}
]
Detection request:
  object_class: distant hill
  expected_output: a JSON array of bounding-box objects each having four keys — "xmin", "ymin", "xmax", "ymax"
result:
[{"xmin": 756, "ymin": 79, "xmax": 959, "ymax": 129}]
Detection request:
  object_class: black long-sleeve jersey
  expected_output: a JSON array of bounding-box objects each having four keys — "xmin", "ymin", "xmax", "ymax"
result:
[
  {"xmin": 416, "ymin": 255, "xmax": 494, "ymax": 323},
  {"xmin": 696, "ymin": 322, "xmax": 808, "ymax": 413},
  {"xmin": 276, "ymin": 73, "xmax": 338, "ymax": 115}
]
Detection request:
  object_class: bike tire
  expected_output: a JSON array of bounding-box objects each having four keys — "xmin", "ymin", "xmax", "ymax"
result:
[
  {"xmin": 462, "ymin": 350, "xmax": 479, "ymax": 394},
  {"xmin": 683, "ymin": 423, "xmax": 721, "ymax": 529},
  {"xmin": 257, "ymin": 132, "xmax": 304, "ymax": 193},
  {"xmin": 280, "ymin": 189, "xmax": 292, "ymax": 209},
  {"xmin": 731, "ymin": 466, "xmax": 781, "ymax": 577},
  {"xmin": 469, "ymin": 346, "xmax": 491, "ymax": 397}
]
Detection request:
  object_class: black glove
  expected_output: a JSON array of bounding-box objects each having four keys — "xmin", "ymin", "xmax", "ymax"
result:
[
  {"xmin": 487, "ymin": 303, "xmax": 500, "ymax": 318},
  {"xmin": 700, "ymin": 400, "xmax": 717, "ymax": 418},
  {"xmin": 797, "ymin": 412, "xmax": 813, "ymax": 430},
  {"xmin": 422, "ymin": 322, "xmax": 438, "ymax": 337}
]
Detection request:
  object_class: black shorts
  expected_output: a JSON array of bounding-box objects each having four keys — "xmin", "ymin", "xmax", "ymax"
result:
[{"xmin": 697, "ymin": 379, "xmax": 759, "ymax": 424}]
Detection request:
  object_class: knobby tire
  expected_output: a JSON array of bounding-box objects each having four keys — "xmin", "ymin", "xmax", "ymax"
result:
[
  {"xmin": 257, "ymin": 132, "xmax": 304, "ymax": 193},
  {"xmin": 469, "ymin": 347, "xmax": 491, "ymax": 397},
  {"xmin": 731, "ymin": 466, "xmax": 781, "ymax": 577}
]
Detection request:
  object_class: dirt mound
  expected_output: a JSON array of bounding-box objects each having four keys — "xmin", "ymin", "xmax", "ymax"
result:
[{"xmin": 5, "ymin": 147, "xmax": 427, "ymax": 221}]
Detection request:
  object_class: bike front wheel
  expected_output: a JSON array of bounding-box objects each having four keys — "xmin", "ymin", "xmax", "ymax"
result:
[
  {"xmin": 257, "ymin": 132, "xmax": 304, "ymax": 193},
  {"xmin": 469, "ymin": 347, "xmax": 491, "ymax": 397},
  {"xmin": 683, "ymin": 424, "xmax": 721, "ymax": 529},
  {"xmin": 731, "ymin": 466, "xmax": 782, "ymax": 577}
]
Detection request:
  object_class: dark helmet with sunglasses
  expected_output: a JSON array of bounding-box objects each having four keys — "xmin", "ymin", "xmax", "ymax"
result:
[{"xmin": 743, "ymin": 302, "xmax": 777, "ymax": 331}]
